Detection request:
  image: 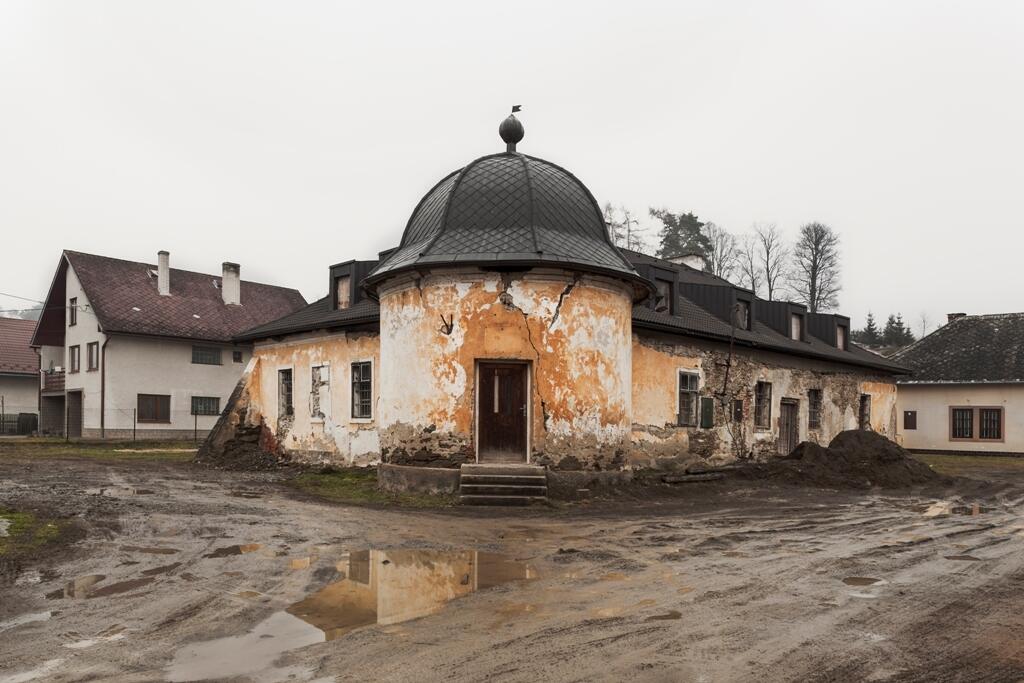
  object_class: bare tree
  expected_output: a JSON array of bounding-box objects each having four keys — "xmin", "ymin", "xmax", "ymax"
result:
[
  {"xmin": 735, "ymin": 233, "xmax": 763, "ymax": 296},
  {"xmin": 919, "ymin": 311, "xmax": 931, "ymax": 338},
  {"xmin": 754, "ymin": 223, "xmax": 788, "ymax": 301},
  {"xmin": 603, "ymin": 203, "xmax": 649, "ymax": 253},
  {"xmin": 703, "ymin": 222, "xmax": 738, "ymax": 280},
  {"xmin": 603, "ymin": 202, "xmax": 626, "ymax": 247},
  {"xmin": 790, "ymin": 222, "xmax": 841, "ymax": 313}
]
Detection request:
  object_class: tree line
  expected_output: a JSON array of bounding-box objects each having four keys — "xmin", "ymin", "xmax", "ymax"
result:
[
  {"xmin": 603, "ymin": 204, "xmax": 842, "ymax": 313},
  {"xmin": 851, "ymin": 312, "xmax": 918, "ymax": 347}
]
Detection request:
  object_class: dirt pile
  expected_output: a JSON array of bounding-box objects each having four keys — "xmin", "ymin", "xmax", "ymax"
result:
[
  {"xmin": 755, "ymin": 430, "xmax": 942, "ymax": 489},
  {"xmin": 195, "ymin": 420, "xmax": 287, "ymax": 471}
]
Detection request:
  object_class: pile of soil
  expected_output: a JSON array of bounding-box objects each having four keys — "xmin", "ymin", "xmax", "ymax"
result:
[
  {"xmin": 751, "ymin": 430, "xmax": 942, "ymax": 489},
  {"xmin": 195, "ymin": 421, "xmax": 287, "ymax": 471}
]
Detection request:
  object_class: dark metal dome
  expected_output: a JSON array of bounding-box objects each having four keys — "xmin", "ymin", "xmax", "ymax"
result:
[{"xmin": 364, "ymin": 152, "xmax": 650, "ymax": 299}]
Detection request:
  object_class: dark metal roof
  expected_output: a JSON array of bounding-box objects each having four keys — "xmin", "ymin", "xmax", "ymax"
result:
[
  {"xmin": 236, "ymin": 297, "xmax": 379, "ymax": 342},
  {"xmin": 894, "ymin": 313, "xmax": 1024, "ymax": 383},
  {"xmin": 363, "ymin": 153, "xmax": 650, "ymax": 298}
]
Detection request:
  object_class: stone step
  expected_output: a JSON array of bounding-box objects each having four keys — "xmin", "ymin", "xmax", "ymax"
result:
[
  {"xmin": 460, "ymin": 483, "xmax": 548, "ymax": 497},
  {"xmin": 460, "ymin": 463, "xmax": 546, "ymax": 477},
  {"xmin": 459, "ymin": 494, "xmax": 547, "ymax": 507},
  {"xmin": 460, "ymin": 474, "xmax": 548, "ymax": 487}
]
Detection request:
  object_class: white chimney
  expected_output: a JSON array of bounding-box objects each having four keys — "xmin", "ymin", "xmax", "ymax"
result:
[
  {"xmin": 667, "ymin": 252, "xmax": 706, "ymax": 271},
  {"xmin": 222, "ymin": 262, "xmax": 241, "ymax": 305},
  {"xmin": 157, "ymin": 250, "xmax": 170, "ymax": 296}
]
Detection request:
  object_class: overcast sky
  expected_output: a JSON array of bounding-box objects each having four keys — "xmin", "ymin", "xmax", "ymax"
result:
[{"xmin": 2, "ymin": 1, "xmax": 1022, "ymax": 334}]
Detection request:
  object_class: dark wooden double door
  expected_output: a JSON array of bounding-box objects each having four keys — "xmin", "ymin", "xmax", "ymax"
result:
[{"xmin": 477, "ymin": 362, "xmax": 528, "ymax": 463}]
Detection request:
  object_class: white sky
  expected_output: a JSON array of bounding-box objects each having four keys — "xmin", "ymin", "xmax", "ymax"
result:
[{"xmin": 2, "ymin": 1, "xmax": 1022, "ymax": 334}]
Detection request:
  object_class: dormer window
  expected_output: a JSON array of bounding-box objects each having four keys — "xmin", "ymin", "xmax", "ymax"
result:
[
  {"xmin": 790, "ymin": 313, "xmax": 804, "ymax": 341},
  {"xmin": 734, "ymin": 299, "xmax": 751, "ymax": 330},
  {"xmin": 837, "ymin": 324, "xmax": 848, "ymax": 350},
  {"xmin": 654, "ymin": 278, "xmax": 674, "ymax": 314},
  {"xmin": 335, "ymin": 275, "xmax": 351, "ymax": 310}
]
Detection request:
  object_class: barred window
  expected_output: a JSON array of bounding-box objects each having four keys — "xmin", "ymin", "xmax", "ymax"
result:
[
  {"xmin": 951, "ymin": 408, "xmax": 973, "ymax": 439},
  {"xmin": 980, "ymin": 408, "xmax": 1002, "ymax": 440},
  {"xmin": 191, "ymin": 396, "xmax": 220, "ymax": 416},
  {"xmin": 232, "ymin": 350, "xmax": 243, "ymax": 363},
  {"xmin": 754, "ymin": 381, "xmax": 772, "ymax": 429},
  {"xmin": 677, "ymin": 372, "xmax": 699, "ymax": 427},
  {"xmin": 351, "ymin": 361, "xmax": 372, "ymax": 419},
  {"xmin": 808, "ymin": 389, "xmax": 823, "ymax": 429},
  {"xmin": 278, "ymin": 369, "xmax": 293, "ymax": 417},
  {"xmin": 191, "ymin": 345, "xmax": 222, "ymax": 365},
  {"xmin": 138, "ymin": 394, "xmax": 171, "ymax": 423}
]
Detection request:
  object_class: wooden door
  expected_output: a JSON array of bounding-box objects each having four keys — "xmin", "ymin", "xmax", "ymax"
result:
[
  {"xmin": 477, "ymin": 362, "xmax": 528, "ymax": 463},
  {"xmin": 778, "ymin": 399, "xmax": 799, "ymax": 456},
  {"xmin": 67, "ymin": 391, "xmax": 83, "ymax": 439}
]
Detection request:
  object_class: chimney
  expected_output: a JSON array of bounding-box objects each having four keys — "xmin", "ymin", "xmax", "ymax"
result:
[
  {"xmin": 222, "ymin": 262, "xmax": 241, "ymax": 305},
  {"xmin": 947, "ymin": 312, "xmax": 966, "ymax": 324},
  {"xmin": 157, "ymin": 250, "xmax": 170, "ymax": 296},
  {"xmin": 667, "ymin": 252, "xmax": 706, "ymax": 271}
]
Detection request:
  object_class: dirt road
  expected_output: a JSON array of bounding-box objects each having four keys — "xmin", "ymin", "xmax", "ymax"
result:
[{"xmin": 1, "ymin": 451, "xmax": 1022, "ymax": 682}]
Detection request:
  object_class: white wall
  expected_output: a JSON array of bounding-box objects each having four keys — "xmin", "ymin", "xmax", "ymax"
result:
[
  {"xmin": 0, "ymin": 375, "xmax": 38, "ymax": 415},
  {"xmin": 63, "ymin": 264, "xmax": 105, "ymax": 429},
  {"xmin": 897, "ymin": 384, "xmax": 1024, "ymax": 453}
]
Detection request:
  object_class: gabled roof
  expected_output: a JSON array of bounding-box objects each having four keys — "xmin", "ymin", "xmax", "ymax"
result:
[
  {"xmin": 894, "ymin": 313, "xmax": 1024, "ymax": 383},
  {"xmin": 0, "ymin": 317, "xmax": 38, "ymax": 375},
  {"xmin": 32, "ymin": 251, "xmax": 307, "ymax": 346}
]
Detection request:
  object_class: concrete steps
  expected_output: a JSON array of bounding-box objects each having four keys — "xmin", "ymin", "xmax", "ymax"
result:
[{"xmin": 459, "ymin": 464, "xmax": 547, "ymax": 506}]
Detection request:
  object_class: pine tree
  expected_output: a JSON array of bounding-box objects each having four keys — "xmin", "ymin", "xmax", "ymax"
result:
[{"xmin": 862, "ymin": 312, "xmax": 881, "ymax": 345}]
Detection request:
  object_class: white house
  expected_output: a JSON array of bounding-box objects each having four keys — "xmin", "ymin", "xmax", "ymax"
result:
[
  {"xmin": 0, "ymin": 317, "xmax": 40, "ymax": 434},
  {"xmin": 31, "ymin": 250, "xmax": 306, "ymax": 439}
]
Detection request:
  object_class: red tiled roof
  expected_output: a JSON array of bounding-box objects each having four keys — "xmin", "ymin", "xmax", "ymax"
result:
[
  {"xmin": 63, "ymin": 251, "xmax": 307, "ymax": 343},
  {"xmin": 0, "ymin": 317, "xmax": 39, "ymax": 375}
]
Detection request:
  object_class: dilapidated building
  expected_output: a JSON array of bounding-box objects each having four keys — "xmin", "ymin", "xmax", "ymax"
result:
[{"xmin": 218, "ymin": 114, "xmax": 905, "ymax": 476}]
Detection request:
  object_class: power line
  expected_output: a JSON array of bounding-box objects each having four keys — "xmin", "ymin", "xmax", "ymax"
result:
[{"xmin": 0, "ymin": 291, "xmax": 45, "ymax": 305}]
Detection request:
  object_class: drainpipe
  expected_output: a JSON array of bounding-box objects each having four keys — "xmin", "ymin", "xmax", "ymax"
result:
[{"xmin": 100, "ymin": 337, "xmax": 110, "ymax": 439}]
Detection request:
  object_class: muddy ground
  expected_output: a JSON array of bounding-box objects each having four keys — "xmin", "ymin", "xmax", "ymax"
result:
[{"xmin": 0, "ymin": 446, "xmax": 1022, "ymax": 683}]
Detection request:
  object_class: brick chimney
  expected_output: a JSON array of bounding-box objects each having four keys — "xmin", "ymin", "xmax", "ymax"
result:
[
  {"xmin": 947, "ymin": 312, "xmax": 967, "ymax": 324},
  {"xmin": 157, "ymin": 250, "xmax": 170, "ymax": 296},
  {"xmin": 222, "ymin": 262, "xmax": 241, "ymax": 305}
]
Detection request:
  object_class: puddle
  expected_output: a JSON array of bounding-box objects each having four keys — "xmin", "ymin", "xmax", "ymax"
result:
[
  {"xmin": 64, "ymin": 625, "xmax": 127, "ymax": 649},
  {"xmin": 945, "ymin": 554, "xmax": 983, "ymax": 561},
  {"xmin": 47, "ymin": 574, "xmax": 106, "ymax": 599},
  {"xmin": 0, "ymin": 657, "xmax": 64, "ymax": 683},
  {"xmin": 167, "ymin": 549, "xmax": 536, "ymax": 682},
  {"xmin": 842, "ymin": 577, "xmax": 883, "ymax": 586},
  {"xmin": 120, "ymin": 545, "xmax": 179, "ymax": 555},
  {"xmin": 86, "ymin": 487, "xmax": 154, "ymax": 497},
  {"xmin": 231, "ymin": 491, "xmax": 263, "ymax": 499},
  {"xmin": 645, "ymin": 610, "xmax": 682, "ymax": 621},
  {"xmin": 951, "ymin": 505, "xmax": 992, "ymax": 516},
  {"xmin": 0, "ymin": 518, "xmax": 9, "ymax": 537},
  {"xmin": 88, "ymin": 577, "xmax": 155, "ymax": 598},
  {"xmin": 0, "ymin": 611, "xmax": 51, "ymax": 634},
  {"xmin": 204, "ymin": 543, "xmax": 262, "ymax": 558},
  {"xmin": 141, "ymin": 562, "xmax": 182, "ymax": 576}
]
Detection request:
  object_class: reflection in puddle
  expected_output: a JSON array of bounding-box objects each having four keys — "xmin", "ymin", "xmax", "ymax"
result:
[
  {"xmin": 86, "ymin": 487, "xmax": 153, "ymax": 497},
  {"xmin": 645, "ymin": 610, "xmax": 682, "ymax": 621},
  {"xmin": 46, "ymin": 574, "xmax": 154, "ymax": 599},
  {"xmin": 167, "ymin": 549, "xmax": 536, "ymax": 682},
  {"xmin": 842, "ymin": 577, "xmax": 883, "ymax": 586},
  {"xmin": 204, "ymin": 543, "xmax": 262, "ymax": 558},
  {"xmin": 945, "ymin": 554, "xmax": 982, "ymax": 561},
  {"xmin": 120, "ymin": 545, "xmax": 179, "ymax": 555},
  {"xmin": 0, "ymin": 611, "xmax": 51, "ymax": 634}
]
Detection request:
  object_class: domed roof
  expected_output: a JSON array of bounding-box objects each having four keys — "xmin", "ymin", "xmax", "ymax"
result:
[{"xmin": 364, "ymin": 125, "xmax": 649, "ymax": 298}]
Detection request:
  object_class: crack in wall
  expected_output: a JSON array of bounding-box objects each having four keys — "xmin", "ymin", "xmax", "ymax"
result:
[
  {"xmin": 549, "ymin": 275, "xmax": 581, "ymax": 330},
  {"xmin": 499, "ymin": 274, "xmax": 552, "ymax": 431}
]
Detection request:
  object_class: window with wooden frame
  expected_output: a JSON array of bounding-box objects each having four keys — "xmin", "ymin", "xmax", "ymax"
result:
[
  {"xmin": 232, "ymin": 350, "xmax": 243, "ymax": 363},
  {"xmin": 278, "ymin": 369, "xmax": 294, "ymax": 418},
  {"xmin": 69, "ymin": 297, "xmax": 77, "ymax": 326},
  {"xmin": 191, "ymin": 345, "xmax": 222, "ymax": 365},
  {"xmin": 950, "ymin": 407, "xmax": 1003, "ymax": 442},
  {"xmin": 903, "ymin": 410, "xmax": 918, "ymax": 430},
  {"xmin": 69, "ymin": 345, "xmax": 80, "ymax": 373},
  {"xmin": 86, "ymin": 342, "xmax": 99, "ymax": 371},
  {"xmin": 137, "ymin": 394, "xmax": 171, "ymax": 423},
  {"xmin": 335, "ymin": 275, "xmax": 351, "ymax": 310},
  {"xmin": 677, "ymin": 372, "xmax": 700, "ymax": 427},
  {"xmin": 754, "ymin": 381, "xmax": 772, "ymax": 429},
  {"xmin": 351, "ymin": 361, "xmax": 372, "ymax": 419},
  {"xmin": 808, "ymin": 389, "xmax": 823, "ymax": 429},
  {"xmin": 191, "ymin": 396, "xmax": 220, "ymax": 416},
  {"xmin": 859, "ymin": 394, "xmax": 871, "ymax": 429}
]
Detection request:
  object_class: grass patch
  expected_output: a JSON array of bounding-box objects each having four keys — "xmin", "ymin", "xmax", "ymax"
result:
[
  {"xmin": 0, "ymin": 508, "xmax": 64, "ymax": 558},
  {"xmin": 0, "ymin": 438, "xmax": 196, "ymax": 462},
  {"xmin": 290, "ymin": 468, "xmax": 455, "ymax": 509},
  {"xmin": 914, "ymin": 453, "xmax": 1024, "ymax": 478}
]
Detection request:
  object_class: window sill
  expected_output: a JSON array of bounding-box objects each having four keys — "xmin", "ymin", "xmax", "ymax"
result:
[
  {"xmin": 138, "ymin": 421, "xmax": 172, "ymax": 425},
  {"xmin": 350, "ymin": 417, "xmax": 373, "ymax": 424}
]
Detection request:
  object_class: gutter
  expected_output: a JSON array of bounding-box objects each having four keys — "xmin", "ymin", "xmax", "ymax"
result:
[{"xmin": 100, "ymin": 337, "xmax": 110, "ymax": 438}]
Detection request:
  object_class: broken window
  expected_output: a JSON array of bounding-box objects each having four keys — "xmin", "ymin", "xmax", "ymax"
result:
[
  {"xmin": 677, "ymin": 372, "xmax": 699, "ymax": 427},
  {"xmin": 732, "ymin": 399, "xmax": 744, "ymax": 422},
  {"xmin": 191, "ymin": 345, "xmax": 222, "ymax": 365},
  {"xmin": 734, "ymin": 300, "xmax": 751, "ymax": 330},
  {"xmin": 859, "ymin": 394, "xmax": 872, "ymax": 429},
  {"xmin": 351, "ymin": 362, "xmax": 372, "ymax": 419},
  {"xmin": 138, "ymin": 394, "xmax": 171, "ymax": 423},
  {"xmin": 311, "ymin": 364, "xmax": 330, "ymax": 419},
  {"xmin": 69, "ymin": 345, "xmax": 80, "ymax": 373},
  {"xmin": 278, "ymin": 369, "xmax": 294, "ymax": 417},
  {"xmin": 69, "ymin": 297, "xmax": 77, "ymax": 326},
  {"xmin": 336, "ymin": 275, "xmax": 351, "ymax": 310},
  {"xmin": 654, "ymin": 279, "xmax": 673, "ymax": 314},
  {"xmin": 980, "ymin": 408, "xmax": 1002, "ymax": 440},
  {"xmin": 837, "ymin": 325, "xmax": 849, "ymax": 350},
  {"xmin": 87, "ymin": 342, "xmax": 99, "ymax": 371},
  {"xmin": 903, "ymin": 410, "xmax": 917, "ymax": 430},
  {"xmin": 191, "ymin": 396, "xmax": 220, "ymax": 416},
  {"xmin": 808, "ymin": 389, "xmax": 823, "ymax": 429},
  {"xmin": 790, "ymin": 313, "xmax": 804, "ymax": 341},
  {"xmin": 754, "ymin": 381, "xmax": 772, "ymax": 429},
  {"xmin": 700, "ymin": 397, "xmax": 714, "ymax": 429}
]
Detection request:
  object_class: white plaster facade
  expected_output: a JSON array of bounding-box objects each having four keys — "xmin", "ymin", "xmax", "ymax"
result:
[{"xmin": 897, "ymin": 384, "xmax": 1024, "ymax": 454}]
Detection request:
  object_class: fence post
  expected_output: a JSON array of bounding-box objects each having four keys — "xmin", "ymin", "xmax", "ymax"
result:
[
  {"xmin": 65, "ymin": 397, "xmax": 69, "ymax": 442},
  {"xmin": 194, "ymin": 413, "xmax": 198, "ymax": 443},
  {"xmin": 133, "ymin": 408, "xmax": 137, "ymax": 441}
]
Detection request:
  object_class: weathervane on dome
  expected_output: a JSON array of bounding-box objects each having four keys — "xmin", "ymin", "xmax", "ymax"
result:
[{"xmin": 499, "ymin": 105, "xmax": 525, "ymax": 153}]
